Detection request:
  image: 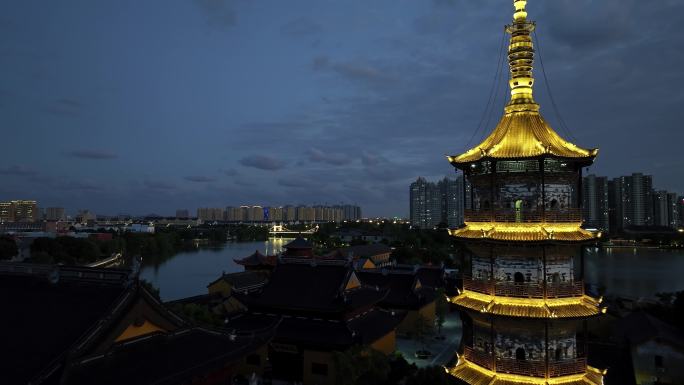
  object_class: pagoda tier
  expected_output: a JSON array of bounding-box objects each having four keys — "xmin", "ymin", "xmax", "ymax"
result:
[
  {"xmin": 451, "ymin": 244, "xmax": 605, "ymax": 318},
  {"xmin": 446, "ymin": 1, "xmax": 605, "ymax": 384},
  {"xmin": 449, "ymin": 315, "xmax": 605, "ymax": 384}
]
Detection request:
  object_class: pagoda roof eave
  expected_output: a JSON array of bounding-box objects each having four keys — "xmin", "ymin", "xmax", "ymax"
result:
[
  {"xmin": 447, "ymin": 151, "xmax": 598, "ymax": 171},
  {"xmin": 447, "ymin": 111, "xmax": 598, "ymax": 169},
  {"xmin": 450, "ymin": 223, "xmax": 600, "ymax": 244}
]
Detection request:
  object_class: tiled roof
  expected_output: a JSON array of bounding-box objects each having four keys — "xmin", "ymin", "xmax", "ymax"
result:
[
  {"xmin": 233, "ymin": 249, "xmax": 277, "ymax": 267},
  {"xmin": 449, "ymin": 359, "xmax": 604, "ymax": 385},
  {"xmin": 357, "ymin": 270, "xmax": 435, "ymax": 310},
  {"xmin": 227, "ymin": 308, "xmax": 399, "ymax": 350},
  {"xmin": 450, "ymin": 223, "xmax": 596, "ymax": 243},
  {"xmin": 62, "ymin": 327, "xmax": 275, "ymax": 385},
  {"xmin": 447, "ymin": 111, "xmax": 597, "ymax": 167},
  {"xmin": 207, "ymin": 271, "xmax": 268, "ymax": 292},
  {"xmin": 234, "ymin": 262, "xmax": 387, "ymax": 316},
  {"xmin": 326, "ymin": 244, "xmax": 392, "ymax": 260},
  {"xmin": 0, "ymin": 263, "xmax": 186, "ymax": 385},
  {"xmin": 450, "ymin": 290, "xmax": 603, "ymax": 319},
  {"xmin": 284, "ymin": 237, "xmax": 313, "ymax": 249}
]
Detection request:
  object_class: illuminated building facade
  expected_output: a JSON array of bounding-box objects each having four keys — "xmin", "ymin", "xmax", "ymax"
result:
[{"xmin": 446, "ymin": 1, "xmax": 605, "ymax": 384}]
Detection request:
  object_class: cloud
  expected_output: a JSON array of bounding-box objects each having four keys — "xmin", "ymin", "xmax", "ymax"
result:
[
  {"xmin": 280, "ymin": 17, "xmax": 323, "ymax": 37},
  {"xmin": 0, "ymin": 165, "xmax": 37, "ymax": 176},
  {"xmin": 193, "ymin": 0, "xmax": 236, "ymax": 28},
  {"xmin": 239, "ymin": 155, "xmax": 285, "ymax": 171},
  {"xmin": 312, "ymin": 56, "xmax": 395, "ymax": 86},
  {"xmin": 67, "ymin": 150, "xmax": 117, "ymax": 159},
  {"xmin": 144, "ymin": 180, "xmax": 176, "ymax": 190},
  {"xmin": 223, "ymin": 168, "xmax": 239, "ymax": 176},
  {"xmin": 184, "ymin": 175, "xmax": 217, "ymax": 183},
  {"xmin": 307, "ymin": 148, "xmax": 351, "ymax": 166},
  {"xmin": 46, "ymin": 98, "xmax": 83, "ymax": 117}
]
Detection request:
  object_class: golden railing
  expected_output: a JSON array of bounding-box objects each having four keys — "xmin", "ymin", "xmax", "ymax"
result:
[
  {"xmin": 463, "ymin": 346, "xmax": 587, "ymax": 378},
  {"xmin": 462, "ymin": 277, "xmax": 584, "ymax": 299},
  {"xmin": 464, "ymin": 208, "xmax": 582, "ymax": 223}
]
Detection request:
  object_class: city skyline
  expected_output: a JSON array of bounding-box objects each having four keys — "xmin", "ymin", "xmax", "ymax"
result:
[{"xmin": 2, "ymin": 1, "xmax": 684, "ymax": 217}]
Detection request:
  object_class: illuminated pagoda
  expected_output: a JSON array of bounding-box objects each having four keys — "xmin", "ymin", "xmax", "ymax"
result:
[{"xmin": 447, "ymin": 1, "xmax": 606, "ymax": 384}]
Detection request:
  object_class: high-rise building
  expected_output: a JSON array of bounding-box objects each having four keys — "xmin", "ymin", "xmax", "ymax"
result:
[
  {"xmin": 608, "ymin": 173, "xmax": 654, "ymax": 231},
  {"xmin": 410, "ymin": 177, "xmax": 464, "ymax": 228},
  {"xmin": 678, "ymin": 196, "xmax": 684, "ymax": 228},
  {"xmin": 334, "ymin": 204, "xmax": 362, "ymax": 221},
  {"xmin": 0, "ymin": 200, "xmax": 39, "ymax": 222},
  {"xmin": 439, "ymin": 176, "xmax": 464, "ymax": 228},
  {"xmin": 409, "ymin": 177, "xmax": 441, "ymax": 228},
  {"xmin": 46, "ymin": 207, "xmax": 66, "ymax": 221},
  {"xmin": 175, "ymin": 209, "xmax": 190, "ymax": 219},
  {"xmin": 446, "ymin": 1, "xmax": 604, "ymax": 384},
  {"xmin": 197, "ymin": 208, "xmax": 225, "ymax": 222},
  {"xmin": 667, "ymin": 193, "xmax": 679, "ymax": 229},
  {"xmin": 582, "ymin": 175, "xmax": 609, "ymax": 231},
  {"xmin": 653, "ymin": 190, "xmax": 670, "ymax": 227}
]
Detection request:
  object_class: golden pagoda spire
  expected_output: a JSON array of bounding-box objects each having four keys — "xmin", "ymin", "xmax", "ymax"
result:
[{"xmin": 505, "ymin": 0, "xmax": 538, "ymax": 113}]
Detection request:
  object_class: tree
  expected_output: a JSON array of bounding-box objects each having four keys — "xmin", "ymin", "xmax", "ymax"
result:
[
  {"xmin": 435, "ymin": 288, "xmax": 449, "ymax": 337},
  {"xmin": 412, "ymin": 313, "xmax": 434, "ymax": 354},
  {"xmin": 0, "ymin": 236, "xmax": 18, "ymax": 260},
  {"xmin": 333, "ymin": 347, "xmax": 390, "ymax": 385},
  {"xmin": 405, "ymin": 366, "xmax": 451, "ymax": 385}
]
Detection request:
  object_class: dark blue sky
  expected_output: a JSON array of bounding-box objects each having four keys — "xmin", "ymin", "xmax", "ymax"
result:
[{"xmin": 2, "ymin": 0, "xmax": 683, "ymax": 217}]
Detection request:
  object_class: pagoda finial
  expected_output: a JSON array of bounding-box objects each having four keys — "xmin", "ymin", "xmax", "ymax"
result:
[{"xmin": 505, "ymin": 0, "xmax": 538, "ymax": 113}]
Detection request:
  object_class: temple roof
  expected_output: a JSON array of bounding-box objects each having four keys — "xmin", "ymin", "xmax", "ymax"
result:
[
  {"xmin": 283, "ymin": 237, "xmax": 313, "ymax": 249},
  {"xmin": 234, "ymin": 262, "xmax": 388, "ymax": 316},
  {"xmin": 325, "ymin": 244, "xmax": 392, "ymax": 260},
  {"xmin": 357, "ymin": 270, "xmax": 435, "ymax": 310},
  {"xmin": 448, "ymin": 111, "xmax": 598, "ymax": 167},
  {"xmin": 450, "ymin": 290, "xmax": 603, "ymax": 319},
  {"xmin": 450, "ymin": 222, "xmax": 597, "ymax": 243},
  {"xmin": 207, "ymin": 271, "xmax": 269, "ymax": 292},
  {"xmin": 228, "ymin": 307, "xmax": 401, "ymax": 350},
  {"xmin": 233, "ymin": 249, "xmax": 277, "ymax": 267},
  {"xmin": 62, "ymin": 327, "xmax": 276, "ymax": 385},
  {"xmin": 449, "ymin": 359, "xmax": 604, "ymax": 385},
  {"xmin": 0, "ymin": 262, "xmax": 186, "ymax": 385}
]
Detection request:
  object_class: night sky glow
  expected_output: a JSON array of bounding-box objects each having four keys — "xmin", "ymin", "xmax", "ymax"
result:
[{"xmin": 2, "ymin": 0, "xmax": 683, "ymax": 216}]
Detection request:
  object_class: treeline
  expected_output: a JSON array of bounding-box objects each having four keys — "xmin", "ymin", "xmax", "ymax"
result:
[
  {"xmin": 309, "ymin": 222, "xmax": 462, "ymax": 268},
  {"xmin": 28, "ymin": 232, "xmax": 183, "ymax": 265}
]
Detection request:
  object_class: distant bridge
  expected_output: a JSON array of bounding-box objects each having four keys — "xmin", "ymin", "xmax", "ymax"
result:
[{"xmin": 268, "ymin": 224, "xmax": 317, "ymax": 236}]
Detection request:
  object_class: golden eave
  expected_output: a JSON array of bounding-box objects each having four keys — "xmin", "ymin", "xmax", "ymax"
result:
[
  {"xmin": 450, "ymin": 222, "xmax": 598, "ymax": 243},
  {"xmin": 450, "ymin": 290, "xmax": 604, "ymax": 319},
  {"xmin": 449, "ymin": 358, "xmax": 605, "ymax": 385},
  {"xmin": 448, "ymin": 111, "xmax": 598, "ymax": 167}
]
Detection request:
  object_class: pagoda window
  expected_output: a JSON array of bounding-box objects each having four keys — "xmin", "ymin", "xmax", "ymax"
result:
[
  {"xmin": 514, "ymin": 272, "xmax": 524, "ymax": 283},
  {"xmin": 246, "ymin": 354, "xmax": 261, "ymax": 366},
  {"xmin": 311, "ymin": 362, "xmax": 328, "ymax": 376},
  {"xmin": 515, "ymin": 347, "xmax": 526, "ymax": 361}
]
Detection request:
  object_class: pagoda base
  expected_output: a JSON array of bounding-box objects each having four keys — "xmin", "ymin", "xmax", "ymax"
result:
[{"xmin": 449, "ymin": 358, "xmax": 604, "ymax": 385}]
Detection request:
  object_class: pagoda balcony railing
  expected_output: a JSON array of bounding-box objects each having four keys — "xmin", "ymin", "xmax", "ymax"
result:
[
  {"xmin": 462, "ymin": 277, "xmax": 584, "ymax": 299},
  {"xmin": 463, "ymin": 346, "xmax": 587, "ymax": 378},
  {"xmin": 464, "ymin": 208, "xmax": 582, "ymax": 223}
]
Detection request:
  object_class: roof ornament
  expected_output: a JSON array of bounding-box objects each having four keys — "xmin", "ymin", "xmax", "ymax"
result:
[{"xmin": 48, "ymin": 267, "xmax": 60, "ymax": 284}]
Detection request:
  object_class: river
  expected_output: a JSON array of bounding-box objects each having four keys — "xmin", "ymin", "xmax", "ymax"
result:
[
  {"xmin": 141, "ymin": 239, "xmax": 684, "ymax": 302},
  {"xmin": 140, "ymin": 238, "xmax": 289, "ymax": 301}
]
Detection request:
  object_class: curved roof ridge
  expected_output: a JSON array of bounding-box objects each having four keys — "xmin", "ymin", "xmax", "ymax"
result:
[{"xmin": 449, "ymin": 111, "xmax": 598, "ymax": 166}]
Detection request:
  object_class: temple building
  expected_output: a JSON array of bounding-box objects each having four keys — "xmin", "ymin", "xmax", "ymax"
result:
[
  {"xmin": 446, "ymin": 1, "xmax": 606, "ymax": 384},
  {"xmin": 229, "ymin": 256, "xmax": 401, "ymax": 384},
  {"xmin": 0, "ymin": 262, "xmax": 275, "ymax": 385}
]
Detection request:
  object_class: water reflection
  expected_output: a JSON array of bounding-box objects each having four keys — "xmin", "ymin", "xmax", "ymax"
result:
[
  {"xmin": 140, "ymin": 238, "xmax": 289, "ymax": 301},
  {"xmin": 584, "ymin": 247, "xmax": 684, "ymax": 300},
  {"xmin": 141, "ymin": 240, "xmax": 684, "ymax": 302}
]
